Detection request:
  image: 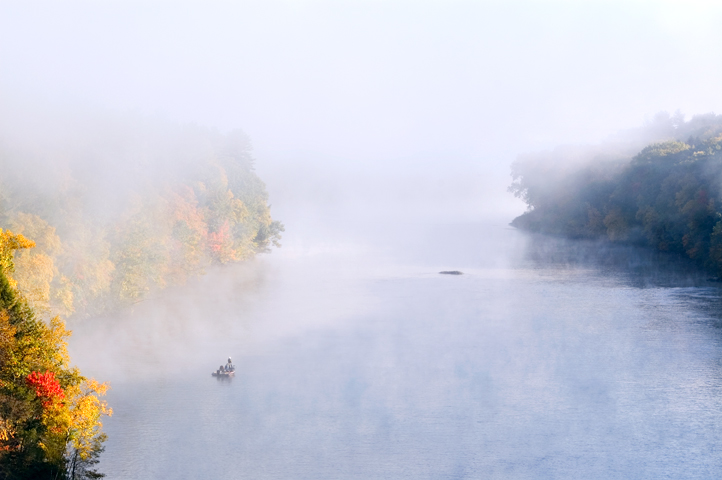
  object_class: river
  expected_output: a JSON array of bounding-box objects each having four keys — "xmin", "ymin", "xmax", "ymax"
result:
[{"xmin": 69, "ymin": 216, "xmax": 722, "ymax": 479}]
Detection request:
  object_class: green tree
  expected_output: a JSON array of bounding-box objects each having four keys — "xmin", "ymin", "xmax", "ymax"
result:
[
  {"xmin": 509, "ymin": 116, "xmax": 722, "ymax": 275},
  {"xmin": 0, "ymin": 229, "xmax": 111, "ymax": 479}
]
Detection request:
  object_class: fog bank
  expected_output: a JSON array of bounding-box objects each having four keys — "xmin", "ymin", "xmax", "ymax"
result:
[{"xmin": 4, "ymin": 1, "xmax": 722, "ymax": 227}]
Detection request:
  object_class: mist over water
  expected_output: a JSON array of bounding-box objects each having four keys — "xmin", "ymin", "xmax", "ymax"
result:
[
  {"xmin": 5, "ymin": 1, "xmax": 722, "ymax": 478},
  {"xmin": 67, "ymin": 203, "xmax": 722, "ymax": 479}
]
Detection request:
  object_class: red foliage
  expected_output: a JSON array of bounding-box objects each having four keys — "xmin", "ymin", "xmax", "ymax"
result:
[
  {"xmin": 26, "ymin": 371, "xmax": 65, "ymax": 408},
  {"xmin": 208, "ymin": 221, "xmax": 230, "ymax": 254}
]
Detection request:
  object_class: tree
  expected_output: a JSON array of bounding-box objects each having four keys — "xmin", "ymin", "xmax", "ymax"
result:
[
  {"xmin": 509, "ymin": 116, "xmax": 722, "ymax": 276},
  {"xmin": 0, "ymin": 229, "xmax": 111, "ymax": 479}
]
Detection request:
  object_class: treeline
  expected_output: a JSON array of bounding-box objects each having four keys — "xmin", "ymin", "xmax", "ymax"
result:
[
  {"xmin": 0, "ymin": 229, "xmax": 110, "ymax": 479},
  {"xmin": 0, "ymin": 116, "xmax": 283, "ymax": 319},
  {"xmin": 509, "ymin": 113, "xmax": 722, "ymax": 274}
]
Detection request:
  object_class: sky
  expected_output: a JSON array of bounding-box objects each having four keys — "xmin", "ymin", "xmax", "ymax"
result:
[{"xmin": 2, "ymin": 0, "xmax": 722, "ymax": 219}]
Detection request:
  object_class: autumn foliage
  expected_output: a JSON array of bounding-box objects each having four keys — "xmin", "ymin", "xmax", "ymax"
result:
[
  {"xmin": 0, "ymin": 126, "xmax": 283, "ymax": 319},
  {"xmin": 0, "ymin": 117, "xmax": 281, "ymax": 477},
  {"xmin": 26, "ymin": 371, "xmax": 65, "ymax": 409},
  {"xmin": 0, "ymin": 230, "xmax": 111, "ymax": 479}
]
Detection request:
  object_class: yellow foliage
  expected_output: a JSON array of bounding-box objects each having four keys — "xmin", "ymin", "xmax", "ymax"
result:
[
  {"xmin": 5, "ymin": 312, "xmax": 111, "ymax": 465},
  {"xmin": 0, "ymin": 229, "xmax": 36, "ymax": 287},
  {"xmin": 14, "ymin": 250, "xmax": 55, "ymax": 315},
  {"xmin": 0, "ymin": 229, "xmax": 36, "ymax": 253},
  {"xmin": 65, "ymin": 379, "xmax": 112, "ymax": 462},
  {"xmin": 0, "ymin": 417, "xmax": 14, "ymax": 446},
  {"xmin": 42, "ymin": 316, "xmax": 72, "ymax": 369},
  {"xmin": 8, "ymin": 213, "xmax": 61, "ymax": 256},
  {"xmin": 52, "ymin": 275, "xmax": 75, "ymax": 317}
]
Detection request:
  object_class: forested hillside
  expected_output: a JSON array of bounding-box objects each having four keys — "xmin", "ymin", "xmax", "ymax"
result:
[
  {"xmin": 0, "ymin": 116, "xmax": 283, "ymax": 319},
  {"xmin": 0, "ymin": 229, "xmax": 110, "ymax": 479},
  {"xmin": 509, "ymin": 113, "xmax": 722, "ymax": 274}
]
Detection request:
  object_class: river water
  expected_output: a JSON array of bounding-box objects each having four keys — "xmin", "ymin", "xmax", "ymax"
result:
[{"xmin": 70, "ymin": 216, "xmax": 722, "ymax": 479}]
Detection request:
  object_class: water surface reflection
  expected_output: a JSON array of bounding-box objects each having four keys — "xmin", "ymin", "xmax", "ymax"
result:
[{"xmin": 70, "ymin": 222, "xmax": 722, "ymax": 479}]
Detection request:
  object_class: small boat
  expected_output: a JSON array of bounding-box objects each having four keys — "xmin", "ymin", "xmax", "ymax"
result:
[{"xmin": 212, "ymin": 357, "xmax": 236, "ymax": 377}]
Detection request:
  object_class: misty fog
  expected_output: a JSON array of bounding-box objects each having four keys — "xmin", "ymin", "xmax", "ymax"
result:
[
  {"xmin": 4, "ymin": 1, "xmax": 722, "ymax": 479},
  {"xmin": 5, "ymin": 1, "xmax": 722, "ymax": 223}
]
